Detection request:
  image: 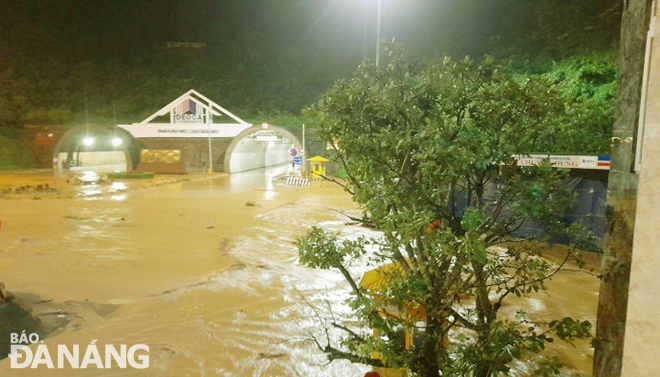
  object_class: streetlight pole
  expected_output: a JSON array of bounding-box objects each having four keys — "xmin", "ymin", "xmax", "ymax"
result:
[
  {"xmin": 362, "ymin": 0, "xmax": 368, "ymax": 61},
  {"xmin": 302, "ymin": 123, "xmax": 307, "ymax": 177},
  {"xmin": 375, "ymin": 0, "xmax": 382, "ymax": 67},
  {"xmin": 207, "ymin": 105, "xmax": 213, "ymax": 175}
]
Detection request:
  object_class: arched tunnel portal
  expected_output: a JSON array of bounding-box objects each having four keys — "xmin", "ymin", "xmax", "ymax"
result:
[
  {"xmin": 53, "ymin": 125, "xmax": 139, "ymax": 174},
  {"xmin": 223, "ymin": 125, "xmax": 303, "ymax": 173}
]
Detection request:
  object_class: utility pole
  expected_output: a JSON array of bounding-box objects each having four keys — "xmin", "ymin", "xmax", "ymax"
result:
[
  {"xmin": 375, "ymin": 0, "xmax": 382, "ymax": 67},
  {"xmin": 84, "ymin": 85, "xmax": 89, "ymax": 129},
  {"xmin": 207, "ymin": 104, "xmax": 213, "ymax": 175},
  {"xmin": 592, "ymin": 1, "xmax": 654, "ymax": 376},
  {"xmin": 363, "ymin": 0, "xmax": 368, "ymax": 61},
  {"xmin": 302, "ymin": 123, "xmax": 306, "ymax": 177}
]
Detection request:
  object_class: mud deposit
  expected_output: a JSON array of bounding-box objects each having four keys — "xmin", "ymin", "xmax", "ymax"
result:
[{"xmin": 0, "ymin": 168, "xmax": 599, "ymax": 376}]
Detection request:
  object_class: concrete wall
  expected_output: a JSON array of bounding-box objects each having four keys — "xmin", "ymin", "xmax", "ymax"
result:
[{"xmin": 622, "ymin": 7, "xmax": 660, "ymax": 376}]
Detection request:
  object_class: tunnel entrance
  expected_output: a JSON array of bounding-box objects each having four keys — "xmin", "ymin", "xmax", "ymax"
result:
[
  {"xmin": 223, "ymin": 124, "xmax": 303, "ymax": 173},
  {"xmin": 53, "ymin": 125, "xmax": 138, "ymax": 174}
]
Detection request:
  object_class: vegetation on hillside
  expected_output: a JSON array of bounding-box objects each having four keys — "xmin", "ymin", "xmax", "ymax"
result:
[{"xmin": 0, "ymin": 0, "xmax": 621, "ymax": 168}]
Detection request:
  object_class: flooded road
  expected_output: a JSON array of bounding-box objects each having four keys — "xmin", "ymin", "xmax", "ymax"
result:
[{"xmin": 0, "ymin": 169, "xmax": 598, "ymax": 376}]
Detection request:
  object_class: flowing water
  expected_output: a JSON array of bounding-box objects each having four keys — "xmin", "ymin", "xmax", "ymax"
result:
[{"xmin": 0, "ymin": 168, "xmax": 597, "ymax": 376}]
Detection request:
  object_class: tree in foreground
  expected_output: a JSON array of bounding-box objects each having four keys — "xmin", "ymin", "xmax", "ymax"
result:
[{"xmin": 296, "ymin": 47, "xmax": 592, "ymax": 377}]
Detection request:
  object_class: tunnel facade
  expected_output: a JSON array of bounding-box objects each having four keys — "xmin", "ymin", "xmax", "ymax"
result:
[
  {"xmin": 223, "ymin": 125, "xmax": 303, "ymax": 173},
  {"xmin": 110, "ymin": 90, "xmax": 303, "ymax": 174}
]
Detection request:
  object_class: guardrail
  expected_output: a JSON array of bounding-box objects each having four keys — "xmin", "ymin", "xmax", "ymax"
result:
[{"xmin": 286, "ymin": 177, "xmax": 311, "ymax": 186}]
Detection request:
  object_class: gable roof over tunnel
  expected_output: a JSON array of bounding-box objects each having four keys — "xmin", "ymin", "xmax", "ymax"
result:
[
  {"xmin": 118, "ymin": 89, "xmax": 251, "ymax": 139},
  {"xmin": 223, "ymin": 124, "xmax": 303, "ymax": 173}
]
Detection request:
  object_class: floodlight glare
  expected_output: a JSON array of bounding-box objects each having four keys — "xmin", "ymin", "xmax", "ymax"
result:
[
  {"xmin": 83, "ymin": 137, "xmax": 95, "ymax": 146},
  {"xmin": 112, "ymin": 138, "xmax": 123, "ymax": 146}
]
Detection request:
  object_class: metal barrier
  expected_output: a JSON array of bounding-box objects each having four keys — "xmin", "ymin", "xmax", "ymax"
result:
[{"xmin": 286, "ymin": 177, "xmax": 311, "ymax": 186}]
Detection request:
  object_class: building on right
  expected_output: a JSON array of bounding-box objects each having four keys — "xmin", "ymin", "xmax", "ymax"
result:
[{"xmin": 622, "ymin": 2, "xmax": 660, "ymax": 375}]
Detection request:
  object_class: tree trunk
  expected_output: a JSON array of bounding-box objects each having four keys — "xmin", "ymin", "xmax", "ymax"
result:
[
  {"xmin": 415, "ymin": 316, "xmax": 443, "ymax": 377},
  {"xmin": 592, "ymin": 1, "xmax": 653, "ymax": 376}
]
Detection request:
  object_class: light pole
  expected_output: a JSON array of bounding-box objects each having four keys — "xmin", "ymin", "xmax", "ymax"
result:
[
  {"xmin": 302, "ymin": 123, "xmax": 307, "ymax": 177},
  {"xmin": 363, "ymin": 0, "xmax": 368, "ymax": 61},
  {"xmin": 207, "ymin": 105, "xmax": 213, "ymax": 175},
  {"xmin": 375, "ymin": 0, "xmax": 382, "ymax": 67}
]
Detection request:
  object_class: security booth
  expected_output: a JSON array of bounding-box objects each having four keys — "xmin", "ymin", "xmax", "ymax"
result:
[
  {"xmin": 358, "ymin": 261, "xmax": 457, "ymax": 377},
  {"xmin": 307, "ymin": 156, "xmax": 329, "ymax": 178}
]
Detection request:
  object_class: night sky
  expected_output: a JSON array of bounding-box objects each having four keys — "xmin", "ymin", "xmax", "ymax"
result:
[
  {"xmin": 0, "ymin": 0, "xmax": 620, "ymax": 121},
  {"xmin": 3, "ymin": 1, "xmax": 618, "ymax": 63}
]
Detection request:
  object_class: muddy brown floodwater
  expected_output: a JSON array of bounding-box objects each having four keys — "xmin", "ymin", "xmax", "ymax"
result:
[{"xmin": 0, "ymin": 168, "xmax": 598, "ymax": 376}]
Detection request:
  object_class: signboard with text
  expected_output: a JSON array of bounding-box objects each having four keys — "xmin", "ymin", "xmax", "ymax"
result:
[
  {"xmin": 118, "ymin": 123, "xmax": 250, "ymax": 138},
  {"xmin": 511, "ymin": 155, "xmax": 610, "ymax": 170}
]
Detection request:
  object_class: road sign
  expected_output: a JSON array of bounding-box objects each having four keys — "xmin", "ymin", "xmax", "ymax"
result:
[
  {"xmin": 289, "ymin": 149, "xmax": 298, "ymax": 157},
  {"xmin": 511, "ymin": 154, "xmax": 611, "ymax": 170},
  {"xmin": 293, "ymin": 156, "xmax": 302, "ymax": 165}
]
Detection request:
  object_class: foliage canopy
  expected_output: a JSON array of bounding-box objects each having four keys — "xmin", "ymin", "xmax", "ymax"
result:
[{"xmin": 297, "ymin": 47, "xmax": 592, "ymax": 377}]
